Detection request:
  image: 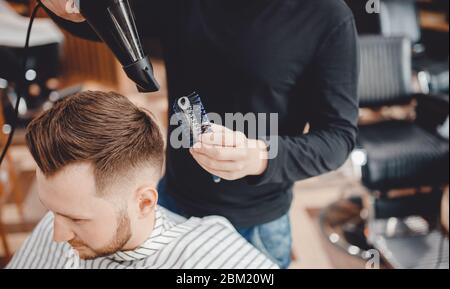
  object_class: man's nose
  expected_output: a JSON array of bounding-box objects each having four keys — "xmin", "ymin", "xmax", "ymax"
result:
[{"xmin": 53, "ymin": 215, "xmax": 75, "ymax": 243}]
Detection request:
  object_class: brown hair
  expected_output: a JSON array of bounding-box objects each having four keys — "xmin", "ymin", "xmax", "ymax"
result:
[{"xmin": 26, "ymin": 91, "xmax": 164, "ymax": 192}]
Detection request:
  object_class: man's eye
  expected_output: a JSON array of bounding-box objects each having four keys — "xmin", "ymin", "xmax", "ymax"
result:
[{"xmin": 72, "ymin": 219, "xmax": 86, "ymax": 223}]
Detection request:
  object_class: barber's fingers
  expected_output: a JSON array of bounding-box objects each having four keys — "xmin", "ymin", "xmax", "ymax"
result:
[
  {"xmin": 209, "ymin": 123, "xmax": 232, "ymax": 133},
  {"xmin": 190, "ymin": 149, "xmax": 244, "ymax": 172},
  {"xmin": 191, "ymin": 143, "xmax": 247, "ymax": 161},
  {"xmin": 41, "ymin": 0, "xmax": 85, "ymax": 22},
  {"xmin": 201, "ymin": 124, "xmax": 245, "ymax": 147},
  {"xmin": 41, "ymin": 0, "xmax": 65, "ymax": 12},
  {"xmin": 200, "ymin": 131, "xmax": 247, "ymax": 147},
  {"xmin": 65, "ymin": 0, "xmax": 80, "ymax": 13},
  {"xmin": 191, "ymin": 153, "xmax": 243, "ymax": 181},
  {"xmin": 191, "ymin": 152, "xmax": 228, "ymax": 173}
]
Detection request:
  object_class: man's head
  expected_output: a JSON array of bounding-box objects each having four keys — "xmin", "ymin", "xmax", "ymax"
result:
[{"xmin": 26, "ymin": 91, "xmax": 164, "ymax": 259}]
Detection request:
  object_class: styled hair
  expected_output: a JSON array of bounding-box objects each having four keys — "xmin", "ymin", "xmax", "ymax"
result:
[{"xmin": 26, "ymin": 91, "xmax": 164, "ymax": 192}]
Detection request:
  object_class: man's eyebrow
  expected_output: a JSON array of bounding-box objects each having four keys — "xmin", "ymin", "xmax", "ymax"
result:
[
  {"xmin": 38, "ymin": 196, "xmax": 88, "ymax": 220},
  {"xmin": 56, "ymin": 212, "xmax": 88, "ymax": 220}
]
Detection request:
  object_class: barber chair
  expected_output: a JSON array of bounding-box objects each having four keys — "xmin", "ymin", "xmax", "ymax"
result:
[
  {"xmin": 320, "ymin": 35, "xmax": 449, "ymax": 269},
  {"xmin": 345, "ymin": 0, "xmax": 449, "ymax": 95}
]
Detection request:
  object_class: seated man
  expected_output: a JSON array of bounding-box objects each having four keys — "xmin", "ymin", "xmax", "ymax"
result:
[{"xmin": 7, "ymin": 91, "xmax": 278, "ymax": 269}]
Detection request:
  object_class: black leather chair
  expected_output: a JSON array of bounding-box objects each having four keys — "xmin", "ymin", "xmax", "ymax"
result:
[
  {"xmin": 357, "ymin": 36, "xmax": 449, "ymax": 198},
  {"xmin": 345, "ymin": 0, "xmax": 449, "ymax": 95},
  {"xmin": 319, "ymin": 35, "xmax": 448, "ymax": 269},
  {"xmin": 356, "ymin": 36, "xmax": 449, "ymax": 268}
]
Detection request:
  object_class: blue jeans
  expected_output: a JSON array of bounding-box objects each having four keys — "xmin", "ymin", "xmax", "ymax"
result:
[{"xmin": 157, "ymin": 178, "xmax": 292, "ymax": 269}]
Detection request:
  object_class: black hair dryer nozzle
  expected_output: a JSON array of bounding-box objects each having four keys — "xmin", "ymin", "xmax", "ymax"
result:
[{"xmin": 78, "ymin": 0, "xmax": 160, "ymax": 92}]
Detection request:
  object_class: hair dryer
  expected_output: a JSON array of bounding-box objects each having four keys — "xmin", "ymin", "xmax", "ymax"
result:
[
  {"xmin": 74, "ymin": 0, "xmax": 160, "ymax": 92},
  {"xmin": 0, "ymin": 0, "xmax": 159, "ymax": 166}
]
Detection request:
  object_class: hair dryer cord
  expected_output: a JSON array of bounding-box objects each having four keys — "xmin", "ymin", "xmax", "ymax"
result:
[{"xmin": 0, "ymin": 1, "xmax": 42, "ymax": 166}]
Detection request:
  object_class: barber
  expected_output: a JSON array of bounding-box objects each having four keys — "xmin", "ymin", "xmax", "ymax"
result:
[{"xmin": 40, "ymin": 0, "xmax": 359, "ymax": 269}]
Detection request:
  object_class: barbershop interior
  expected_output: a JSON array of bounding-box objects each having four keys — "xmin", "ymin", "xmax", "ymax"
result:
[{"xmin": 0, "ymin": 0, "xmax": 449, "ymax": 269}]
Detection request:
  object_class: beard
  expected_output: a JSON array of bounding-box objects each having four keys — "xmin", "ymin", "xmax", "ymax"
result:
[{"xmin": 68, "ymin": 209, "xmax": 132, "ymax": 260}]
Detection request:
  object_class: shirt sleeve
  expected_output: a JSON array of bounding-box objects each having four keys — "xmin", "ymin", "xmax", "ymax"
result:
[{"xmin": 247, "ymin": 17, "xmax": 359, "ymax": 186}]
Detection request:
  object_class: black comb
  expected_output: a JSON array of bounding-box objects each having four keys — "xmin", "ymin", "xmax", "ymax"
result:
[{"xmin": 173, "ymin": 92, "xmax": 221, "ymax": 183}]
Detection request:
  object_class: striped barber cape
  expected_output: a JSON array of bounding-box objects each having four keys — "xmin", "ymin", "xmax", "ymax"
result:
[{"xmin": 6, "ymin": 206, "xmax": 279, "ymax": 269}]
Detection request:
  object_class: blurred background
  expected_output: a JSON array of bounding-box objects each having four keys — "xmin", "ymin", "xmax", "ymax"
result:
[{"xmin": 0, "ymin": 0, "xmax": 448, "ymax": 269}]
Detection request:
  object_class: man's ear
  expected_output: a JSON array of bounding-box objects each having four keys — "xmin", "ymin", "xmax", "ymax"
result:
[{"xmin": 135, "ymin": 186, "xmax": 158, "ymax": 218}]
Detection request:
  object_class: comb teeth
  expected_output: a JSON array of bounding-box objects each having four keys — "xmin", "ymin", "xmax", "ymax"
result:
[
  {"xmin": 172, "ymin": 93, "xmax": 221, "ymax": 183},
  {"xmin": 189, "ymin": 105, "xmax": 202, "ymax": 143}
]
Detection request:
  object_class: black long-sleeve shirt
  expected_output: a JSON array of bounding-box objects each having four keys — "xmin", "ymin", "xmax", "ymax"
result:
[{"xmin": 45, "ymin": 0, "xmax": 359, "ymax": 228}]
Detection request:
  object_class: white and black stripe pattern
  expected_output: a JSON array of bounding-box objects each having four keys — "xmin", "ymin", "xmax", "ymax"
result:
[{"xmin": 6, "ymin": 207, "xmax": 278, "ymax": 269}]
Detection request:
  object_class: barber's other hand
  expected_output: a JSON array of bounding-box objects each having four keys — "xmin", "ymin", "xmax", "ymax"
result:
[
  {"xmin": 41, "ymin": 0, "xmax": 85, "ymax": 23},
  {"xmin": 190, "ymin": 124, "xmax": 269, "ymax": 181}
]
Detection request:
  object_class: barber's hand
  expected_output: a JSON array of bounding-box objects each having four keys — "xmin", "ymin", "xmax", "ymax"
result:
[
  {"xmin": 41, "ymin": 0, "xmax": 85, "ymax": 23},
  {"xmin": 190, "ymin": 124, "xmax": 269, "ymax": 181}
]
